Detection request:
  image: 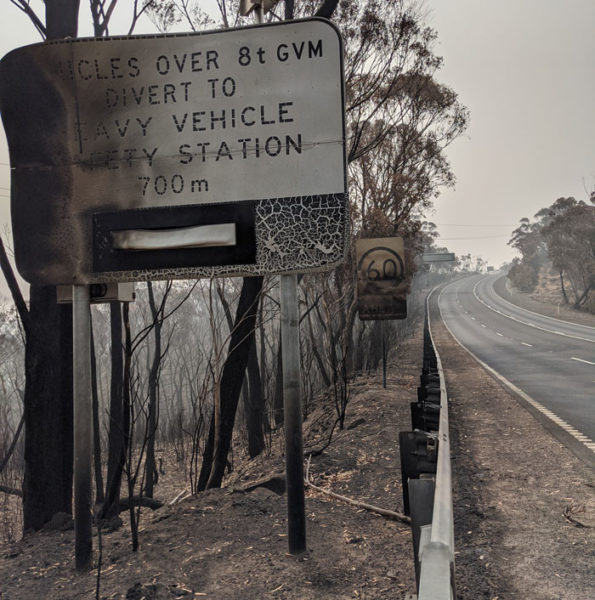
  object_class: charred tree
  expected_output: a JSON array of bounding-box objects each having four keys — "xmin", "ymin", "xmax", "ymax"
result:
[
  {"xmin": 144, "ymin": 282, "xmax": 161, "ymax": 498},
  {"xmin": 23, "ymin": 287, "xmax": 73, "ymax": 530},
  {"xmin": 245, "ymin": 338, "xmax": 266, "ymax": 458},
  {"xmin": 205, "ymin": 276, "xmax": 263, "ymax": 489},
  {"xmin": 100, "ymin": 302, "xmax": 125, "ymax": 519},
  {"xmin": 19, "ymin": 0, "xmax": 80, "ymax": 534}
]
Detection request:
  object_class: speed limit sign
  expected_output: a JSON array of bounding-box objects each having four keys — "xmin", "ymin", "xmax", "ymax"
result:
[{"xmin": 355, "ymin": 237, "xmax": 408, "ymax": 320}]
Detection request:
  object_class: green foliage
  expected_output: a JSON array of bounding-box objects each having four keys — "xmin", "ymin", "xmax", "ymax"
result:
[
  {"xmin": 541, "ymin": 198, "xmax": 595, "ymax": 308},
  {"xmin": 508, "ymin": 257, "xmax": 539, "ymax": 292},
  {"xmin": 508, "ymin": 197, "xmax": 595, "ymax": 308}
]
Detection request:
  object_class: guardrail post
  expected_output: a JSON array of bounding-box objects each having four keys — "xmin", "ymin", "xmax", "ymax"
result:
[
  {"xmin": 399, "ymin": 431, "xmax": 437, "ymax": 515},
  {"xmin": 409, "ymin": 477, "xmax": 435, "ymax": 588}
]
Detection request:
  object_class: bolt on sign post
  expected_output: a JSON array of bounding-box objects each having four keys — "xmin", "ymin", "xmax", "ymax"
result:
[{"xmin": 0, "ymin": 18, "xmax": 346, "ymax": 565}]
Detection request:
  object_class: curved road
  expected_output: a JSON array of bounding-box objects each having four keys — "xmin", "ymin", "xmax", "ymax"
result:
[{"xmin": 438, "ymin": 274, "xmax": 595, "ymax": 465}]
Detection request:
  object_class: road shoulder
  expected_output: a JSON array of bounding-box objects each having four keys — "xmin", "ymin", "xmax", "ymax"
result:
[
  {"xmin": 492, "ymin": 275, "xmax": 595, "ymax": 328},
  {"xmin": 430, "ymin": 293, "xmax": 595, "ymax": 600}
]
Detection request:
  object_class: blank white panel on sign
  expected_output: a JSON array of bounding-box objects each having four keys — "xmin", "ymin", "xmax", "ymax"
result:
[{"xmin": 111, "ymin": 223, "xmax": 237, "ymax": 250}]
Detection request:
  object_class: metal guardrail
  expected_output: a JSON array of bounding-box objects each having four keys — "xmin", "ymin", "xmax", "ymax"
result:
[{"xmin": 399, "ymin": 290, "xmax": 455, "ymax": 599}]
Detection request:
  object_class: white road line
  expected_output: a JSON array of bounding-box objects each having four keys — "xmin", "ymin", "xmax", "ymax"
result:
[
  {"xmin": 571, "ymin": 357, "xmax": 595, "ymax": 366},
  {"xmin": 521, "ymin": 342, "xmax": 533, "ymax": 347},
  {"xmin": 481, "ymin": 324, "xmax": 487, "ymax": 328},
  {"xmin": 472, "ymin": 280, "xmax": 595, "ymax": 344},
  {"xmin": 471, "ymin": 317, "xmax": 476, "ymax": 321},
  {"xmin": 491, "ymin": 278, "xmax": 595, "ymax": 331},
  {"xmin": 437, "ymin": 286, "xmax": 595, "ymax": 459},
  {"xmin": 496, "ymin": 332, "xmax": 504, "ymax": 337}
]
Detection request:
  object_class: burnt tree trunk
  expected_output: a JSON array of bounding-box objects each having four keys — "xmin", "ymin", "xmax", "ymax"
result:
[
  {"xmin": 206, "ymin": 276, "xmax": 263, "ymax": 489},
  {"xmin": 23, "ymin": 287, "xmax": 73, "ymax": 531},
  {"xmin": 217, "ymin": 283, "xmax": 265, "ymax": 458},
  {"xmin": 196, "ymin": 417, "xmax": 215, "ymax": 492},
  {"xmin": 245, "ymin": 339, "xmax": 265, "ymax": 458},
  {"xmin": 100, "ymin": 302, "xmax": 125, "ymax": 519},
  {"xmin": 46, "ymin": 0, "xmax": 79, "ymax": 38},
  {"xmin": 22, "ymin": 0, "xmax": 80, "ymax": 534},
  {"xmin": 144, "ymin": 282, "xmax": 161, "ymax": 498},
  {"xmin": 273, "ymin": 337, "xmax": 284, "ymax": 427}
]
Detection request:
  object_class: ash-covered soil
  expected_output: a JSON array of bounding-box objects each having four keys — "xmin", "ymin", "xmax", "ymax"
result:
[
  {"xmin": 0, "ymin": 335, "xmax": 422, "ymax": 600},
  {"xmin": 1, "ymin": 288, "xmax": 593, "ymax": 600}
]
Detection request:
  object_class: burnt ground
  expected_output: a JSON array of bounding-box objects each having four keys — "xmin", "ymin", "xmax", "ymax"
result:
[
  {"xmin": 0, "ymin": 282, "xmax": 593, "ymax": 599},
  {"xmin": 0, "ymin": 336, "xmax": 421, "ymax": 600}
]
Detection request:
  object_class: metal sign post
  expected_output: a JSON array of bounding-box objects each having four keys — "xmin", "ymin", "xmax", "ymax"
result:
[
  {"xmin": 243, "ymin": 2, "xmax": 306, "ymax": 555},
  {"xmin": 280, "ymin": 273, "xmax": 306, "ymax": 553},
  {"xmin": 72, "ymin": 285, "xmax": 92, "ymax": 570}
]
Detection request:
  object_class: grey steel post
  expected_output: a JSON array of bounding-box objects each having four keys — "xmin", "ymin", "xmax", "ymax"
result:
[
  {"xmin": 73, "ymin": 284, "xmax": 93, "ymax": 570},
  {"xmin": 280, "ymin": 273, "xmax": 306, "ymax": 554}
]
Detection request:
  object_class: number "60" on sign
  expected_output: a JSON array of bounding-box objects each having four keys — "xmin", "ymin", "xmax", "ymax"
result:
[{"xmin": 357, "ymin": 246, "xmax": 405, "ymax": 282}]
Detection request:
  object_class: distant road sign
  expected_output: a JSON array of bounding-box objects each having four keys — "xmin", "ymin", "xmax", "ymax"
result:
[
  {"xmin": 0, "ymin": 18, "xmax": 347, "ymax": 285},
  {"xmin": 356, "ymin": 237, "xmax": 408, "ymax": 320},
  {"xmin": 422, "ymin": 253, "xmax": 456, "ymax": 264}
]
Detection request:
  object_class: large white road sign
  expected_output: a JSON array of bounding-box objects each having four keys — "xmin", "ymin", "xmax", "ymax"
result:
[{"xmin": 0, "ymin": 18, "xmax": 347, "ymax": 285}]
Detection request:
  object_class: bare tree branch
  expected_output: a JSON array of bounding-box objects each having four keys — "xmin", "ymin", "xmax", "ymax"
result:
[
  {"xmin": 0, "ymin": 484, "xmax": 23, "ymax": 497},
  {"xmin": 0, "ymin": 236, "xmax": 31, "ymax": 335},
  {"xmin": 8, "ymin": 0, "xmax": 46, "ymax": 38},
  {"xmin": 0, "ymin": 413, "xmax": 24, "ymax": 475}
]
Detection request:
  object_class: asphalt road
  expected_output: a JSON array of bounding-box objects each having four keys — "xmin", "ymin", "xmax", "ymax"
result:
[{"xmin": 438, "ymin": 274, "xmax": 595, "ymax": 463}]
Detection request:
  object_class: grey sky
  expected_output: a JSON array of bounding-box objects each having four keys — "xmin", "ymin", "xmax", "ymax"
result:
[
  {"xmin": 0, "ymin": 0, "xmax": 593, "ymax": 293},
  {"xmin": 426, "ymin": 0, "xmax": 595, "ymax": 266}
]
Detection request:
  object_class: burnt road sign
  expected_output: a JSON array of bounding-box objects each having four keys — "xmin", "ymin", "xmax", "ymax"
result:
[
  {"xmin": 356, "ymin": 237, "xmax": 408, "ymax": 320},
  {"xmin": 0, "ymin": 18, "xmax": 347, "ymax": 285}
]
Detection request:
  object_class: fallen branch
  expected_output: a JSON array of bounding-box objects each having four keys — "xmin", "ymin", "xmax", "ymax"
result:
[
  {"xmin": 305, "ymin": 456, "xmax": 410, "ymax": 525},
  {"xmin": 0, "ymin": 484, "xmax": 23, "ymax": 497},
  {"xmin": 563, "ymin": 504, "xmax": 588, "ymax": 528},
  {"xmin": 305, "ymin": 416, "xmax": 341, "ymax": 458},
  {"xmin": 169, "ymin": 488, "xmax": 191, "ymax": 506},
  {"xmin": 118, "ymin": 496, "xmax": 163, "ymax": 512},
  {"xmin": 0, "ymin": 413, "xmax": 24, "ymax": 475}
]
